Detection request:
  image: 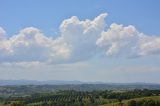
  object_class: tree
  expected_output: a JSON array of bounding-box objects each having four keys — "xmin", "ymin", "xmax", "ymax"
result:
[{"xmin": 128, "ymin": 100, "xmax": 137, "ymax": 106}]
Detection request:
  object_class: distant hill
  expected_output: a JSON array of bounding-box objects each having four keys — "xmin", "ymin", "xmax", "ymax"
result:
[
  {"xmin": 0, "ymin": 79, "xmax": 159, "ymax": 86},
  {"xmin": 0, "ymin": 80, "xmax": 160, "ymax": 91},
  {"xmin": 0, "ymin": 79, "xmax": 84, "ymax": 85}
]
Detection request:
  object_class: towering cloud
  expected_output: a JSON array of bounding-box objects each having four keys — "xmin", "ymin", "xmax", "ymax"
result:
[
  {"xmin": 59, "ymin": 13, "xmax": 107, "ymax": 62},
  {"xmin": 0, "ymin": 13, "xmax": 160, "ymax": 65}
]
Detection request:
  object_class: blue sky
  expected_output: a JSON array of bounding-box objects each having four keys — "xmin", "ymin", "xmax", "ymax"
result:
[
  {"xmin": 1, "ymin": 0, "xmax": 160, "ymax": 36},
  {"xmin": 0, "ymin": 0, "xmax": 160, "ymax": 83}
]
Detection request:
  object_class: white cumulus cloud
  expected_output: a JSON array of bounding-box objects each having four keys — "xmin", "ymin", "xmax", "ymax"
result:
[
  {"xmin": 59, "ymin": 13, "xmax": 107, "ymax": 62},
  {"xmin": 0, "ymin": 13, "xmax": 160, "ymax": 65},
  {"xmin": 0, "ymin": 13, "xmax": 107, "ymax": 65},
  {"xmin": 96, "ymin": 23, "xmax": 160, "ymax": 57},
  {"xmin": 0, "ymin": 27, "xmax": 70, "ymax": 64}
]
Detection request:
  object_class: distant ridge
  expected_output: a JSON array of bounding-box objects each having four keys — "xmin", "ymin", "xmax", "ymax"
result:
[
  {"xmin": 0, "ymin": 79, "xmax": 159, "ymax": 86},
  {"xmin": 0, "ymin": 79, "xmax": 83, "ymax": 85}
]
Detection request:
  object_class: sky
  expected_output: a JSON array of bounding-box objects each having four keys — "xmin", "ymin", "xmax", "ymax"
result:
[{"xmin": 0, "ymin": 0, "xmax": 160, "ymax": 83}]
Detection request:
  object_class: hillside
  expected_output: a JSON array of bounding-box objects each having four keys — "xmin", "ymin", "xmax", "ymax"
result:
[
  {"xmin": 0, "ymin": 88, "xmax": 160, "ymax": 106},
  {"xmin": 101, "ymin": 96, "xmax": 160, "ymax": 106}
]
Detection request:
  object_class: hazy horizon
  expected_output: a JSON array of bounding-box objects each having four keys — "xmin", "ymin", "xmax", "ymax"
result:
[{"xmin": 0, "ymin": 0, "xmax": 160, "ymax": 83}]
